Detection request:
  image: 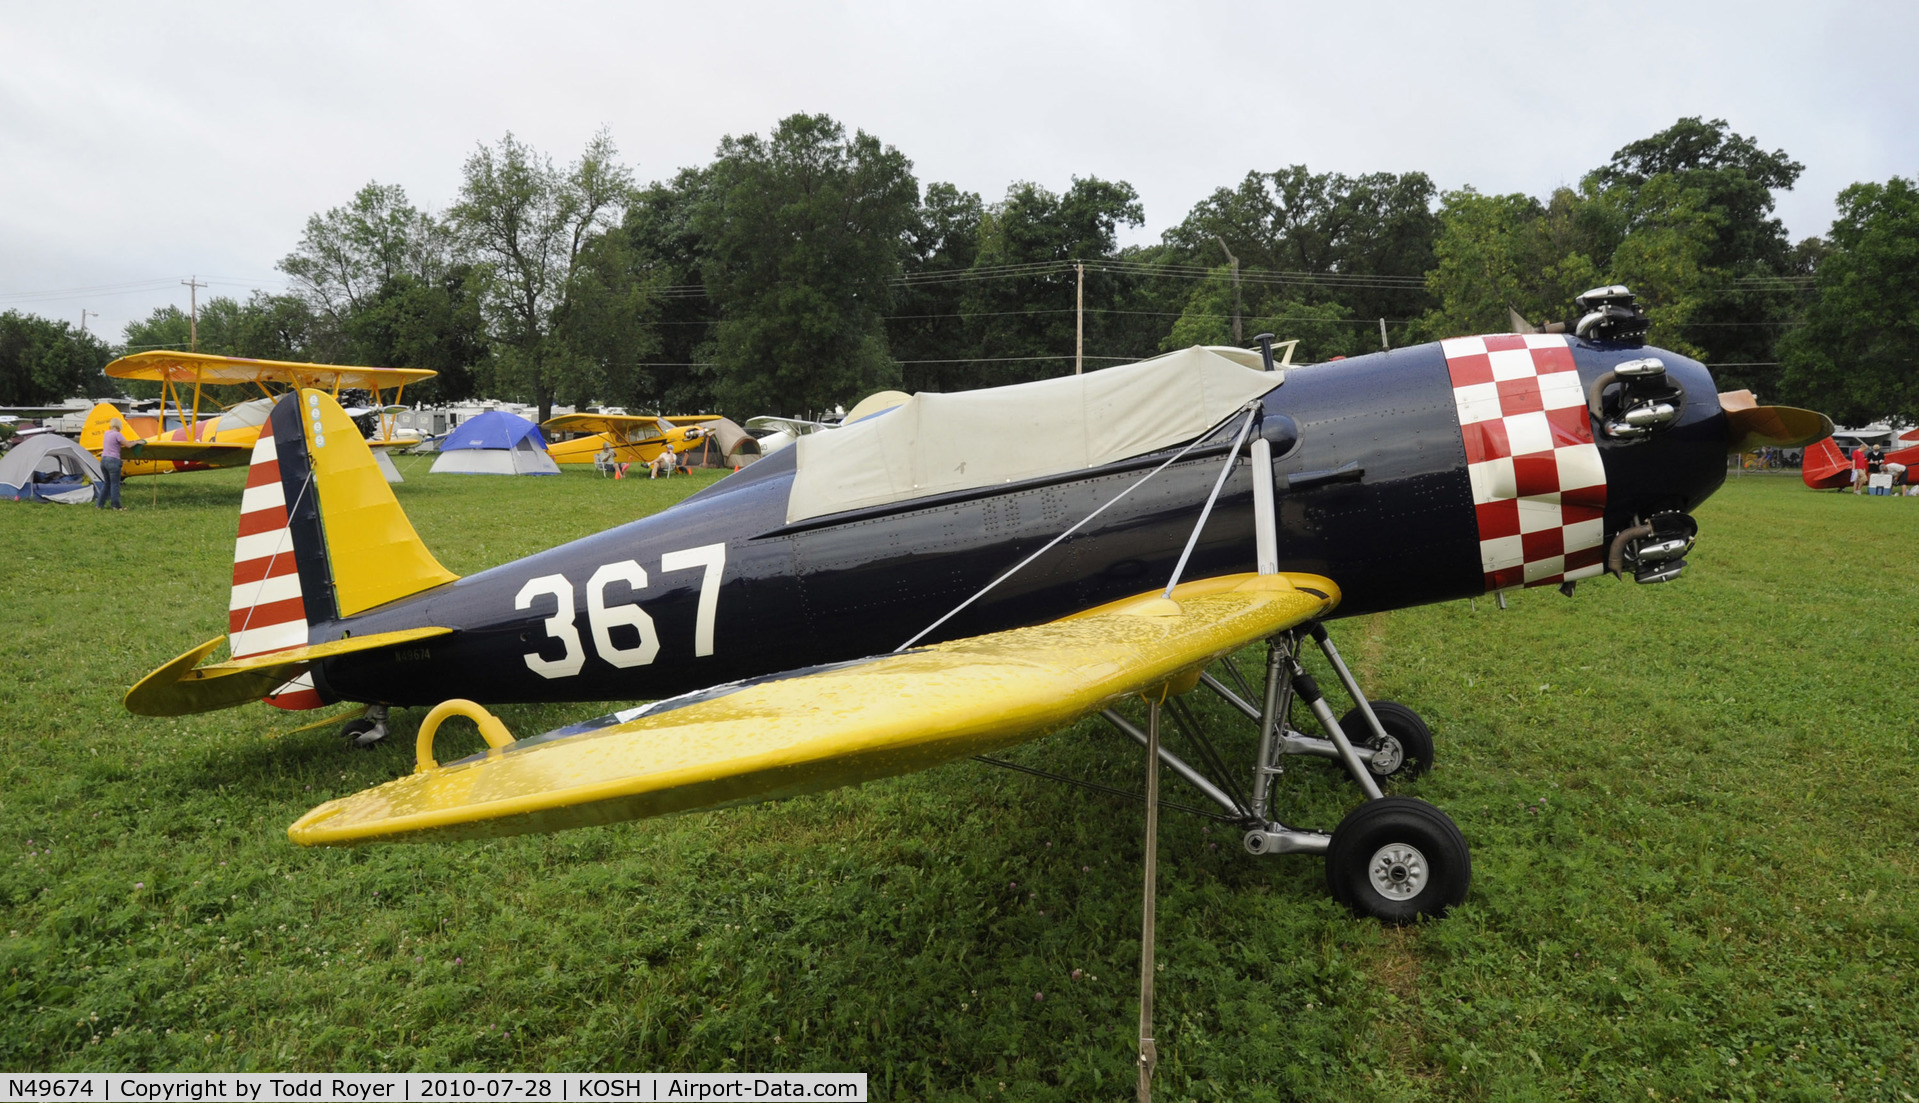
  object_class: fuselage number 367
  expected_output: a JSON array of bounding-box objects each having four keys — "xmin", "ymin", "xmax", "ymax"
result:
[{"xmin": 512, "ymin": 543, "xmax": 726, "ymax": 679}]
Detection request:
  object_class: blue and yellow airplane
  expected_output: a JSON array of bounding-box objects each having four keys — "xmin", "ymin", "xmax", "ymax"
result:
[{"xmin": 122, "ymin": 288, "xmax": 1826, "ymax": 924}]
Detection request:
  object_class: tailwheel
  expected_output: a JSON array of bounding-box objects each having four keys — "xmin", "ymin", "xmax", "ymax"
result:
[
  {"xmin": 340, "ymin": 706, "xmax": 390, "ymax": 750},
  {"xmin": 1338, "ymin": 700, "xmax": 1434, "ymax": 782},
  {"xmin": 1325, "ymin": 796, "xmax": 1469, "ymax": 923}
]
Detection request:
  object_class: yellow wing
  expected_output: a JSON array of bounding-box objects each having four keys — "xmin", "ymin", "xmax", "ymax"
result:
[
  {"xmin": 542, "ymin": 413, "xmax": 720, "ymax": 436},
  {"xmin": 124, "ymin": 439, "xmax": 256, "ymax": 467},
  {"xmin": 106, "ymin": 351, "xmax": 434, "ymax": 392},
  {"xmin": 288, "ymin": 572, "xmax": 1338, "ymax": 846}
]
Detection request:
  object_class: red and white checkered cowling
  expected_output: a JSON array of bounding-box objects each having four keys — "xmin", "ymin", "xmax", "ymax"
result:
[{"xmin": 1442, "ymin": 334, "xmax": 1608, "ymax": 592}]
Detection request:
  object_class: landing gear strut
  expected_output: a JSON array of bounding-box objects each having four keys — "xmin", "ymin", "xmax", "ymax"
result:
[{"xmin": 1097, "ymin": 622, "xmax": 1467, "ymax": 923}]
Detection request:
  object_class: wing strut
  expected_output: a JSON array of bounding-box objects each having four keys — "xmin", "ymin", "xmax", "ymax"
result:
[
  {"xmin": 1163, "ymin": 403, "xmax": 1260, "ymax": 597},
  {"xmin": 896, "ymin": 400, "xmax": 1264, "ymax": 652}
]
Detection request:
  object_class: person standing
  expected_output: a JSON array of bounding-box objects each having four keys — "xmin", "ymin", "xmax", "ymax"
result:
[
  {"xmin": 1852, "ymin": 444, "xmax": 1869, "ymax": 495},
  {"xmin": 97, "ymin": 417, "xmax": 127, "ymax": 510}
]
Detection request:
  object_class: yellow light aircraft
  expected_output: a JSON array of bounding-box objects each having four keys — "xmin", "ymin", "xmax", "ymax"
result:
[
  {"xmin": 88, "ymin": 351, "xmax": 435, "ymax": 476},
  {"xmin": 539, "ymin": 413, "xmax": 745, "ymax": 466}
]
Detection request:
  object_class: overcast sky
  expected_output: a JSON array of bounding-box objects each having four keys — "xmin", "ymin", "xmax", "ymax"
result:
[{"xmin": 3, "ymin": 1, "xmax": 1914, "ymax": 340}]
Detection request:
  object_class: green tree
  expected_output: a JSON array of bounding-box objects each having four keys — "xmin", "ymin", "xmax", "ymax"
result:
[
  {"xmin": 1587, "ymin": 117, "xmax": 1806, "ymax": 383},
  {"xmin": 450, "ymin": 130, "xmax": 635, "ymax": 422},
  {"xmin": 1777, "ymin": 177, "xmax": 1919, "ymax": 424},
  {"xmin": 1420, "ymin": 187, "xmax": 1606, "ymax": 340},
  {"xmin": 0, "ymin": 311, "xmax": 114, "ymax": 405},
  {"xmin": 549, "ymin": 228, "xmax": 665, "ymax": 412},
  {"xmin": 1158, "ymin": 270, "xmax": 1361, "ymax": 361},
  {"xmin": 279, "ymin": 182, "xmax": 451, "ymax": 342},
  {"xmin": 940, "ymin": 177, "xmax": 1143, "ymax": 390},
  {"xmin": 694, "ymin": 113, "xmax": 918, "ymax": 416},
  {"xmin": 620, "ymin": 167, "xmax": 718, "ymax": 414},
  {"xmin": 1418, "ymin": 119, "xmax": 1803, "ymax": 388},
  {"xmin": 340, "ymin": 268, "xmax": 489, "ymax": 402},
  {"xmin": 121, "ymin": 294, "xmax": 317, "ymax": 361},
  {"xmin": 1421, "ymin": 176, "xmax": 1725, "ymax": 361},
  {"xmin": 1162, "ymin": 166, "xmax": 1439, "ymax": 336},
  {"xmin": 888, "ymin": 181, "xmax": 985, "ymax": 392}
]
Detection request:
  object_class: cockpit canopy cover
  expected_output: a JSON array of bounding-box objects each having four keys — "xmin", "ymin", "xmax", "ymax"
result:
[{"xmin": 786, "ymin": 346, "xmax": 1282, "ymax": 523}]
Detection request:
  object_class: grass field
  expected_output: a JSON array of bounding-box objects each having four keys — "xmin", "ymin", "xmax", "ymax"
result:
[{"xmin": 0, "ymin": 463, "xmax": 1914, "ymax": 1100}]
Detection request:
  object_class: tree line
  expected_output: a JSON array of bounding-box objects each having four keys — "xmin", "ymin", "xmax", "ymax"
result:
[{"xmin": 6, "ymin": 114, "xmax": 1915, "ymax": 427}]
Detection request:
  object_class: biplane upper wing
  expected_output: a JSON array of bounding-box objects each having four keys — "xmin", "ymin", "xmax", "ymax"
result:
[
  {"xmin": 106, "ymin": 351, "xmax": 435, "ymax": 392},
  {"xmin": 288, "ymin": 572, "xmax": 1338, "ymax": 846}
]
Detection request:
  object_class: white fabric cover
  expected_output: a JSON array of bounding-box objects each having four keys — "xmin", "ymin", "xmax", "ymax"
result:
[{"xmin": 786, "ymin": 347, "xmax": 1282, "ymax": 523}]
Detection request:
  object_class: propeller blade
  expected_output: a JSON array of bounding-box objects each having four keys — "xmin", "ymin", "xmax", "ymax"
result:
[{"xmin": 1720, "ymin": 392, "xmax": 1833, "ymax": 452}]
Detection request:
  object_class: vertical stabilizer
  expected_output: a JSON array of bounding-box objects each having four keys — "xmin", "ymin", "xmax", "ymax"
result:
[{"xmin": 226, "ymin": 390, "xmax": 459, "ymax": 711}]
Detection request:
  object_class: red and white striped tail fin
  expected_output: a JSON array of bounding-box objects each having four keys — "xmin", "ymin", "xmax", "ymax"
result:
[{"xmin": 228, "ymin": 428, "xmax": 324, "ymax": 710}]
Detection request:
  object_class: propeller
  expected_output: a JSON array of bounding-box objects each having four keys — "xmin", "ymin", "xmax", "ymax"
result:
[{"xmin": 1718, "ymin": 390, "xmax": 1833, "ymax": 452}]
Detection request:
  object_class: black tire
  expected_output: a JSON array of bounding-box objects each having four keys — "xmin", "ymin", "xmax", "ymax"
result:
[
  {"xmin": 1324, "ymin": 797, "xmax": 1470, "ymax": 923},
  {"xmin": 1338, "ymin": 700, "xmax": 1434, "ymax": 781},
  {"xmin": 340, "ymin": 717, "xmax": 387, "ymax": 750}
]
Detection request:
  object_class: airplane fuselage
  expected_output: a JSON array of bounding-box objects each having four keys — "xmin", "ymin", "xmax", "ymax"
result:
[{"xmin": 311, "ymin": 337, "xmax": 1729, "ymax": 708}]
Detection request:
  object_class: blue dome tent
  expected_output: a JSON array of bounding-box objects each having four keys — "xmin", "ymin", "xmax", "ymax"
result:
[{"xmin": 428, "ymin": 410, "xmax": 560, "ymax": 475}]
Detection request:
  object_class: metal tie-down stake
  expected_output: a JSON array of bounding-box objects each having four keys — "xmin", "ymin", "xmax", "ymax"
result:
[{"xmin": 1137, "ymin": 691, "xmax": 1162, "ymax": 1102}]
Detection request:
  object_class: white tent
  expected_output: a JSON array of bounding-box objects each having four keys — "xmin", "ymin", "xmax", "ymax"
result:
[{"xmin": 0, "ymin": 433, "xmax": 104, "ymax": 504}]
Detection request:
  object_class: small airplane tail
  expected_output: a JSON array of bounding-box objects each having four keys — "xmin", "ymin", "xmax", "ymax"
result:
[
  {"xmin": 226, "ymin": 390, "xmax": 460, "ymax": 710},
  {"xmin": 1800, "ymin": 436, "xmax": 1850, "ymax": 490},
  {"xmin": 77, "ymin": 402, "xmax": 123, "ymax": 452}
]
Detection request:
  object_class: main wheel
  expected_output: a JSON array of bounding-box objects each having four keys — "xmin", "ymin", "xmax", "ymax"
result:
[
  {"xmin": 1338, "ymin": 700, "xmax": 1434, "ymax": 781},
  {"xmin": 1325, "ymin": 797, "xmax": 1470, "ymax": 923}
]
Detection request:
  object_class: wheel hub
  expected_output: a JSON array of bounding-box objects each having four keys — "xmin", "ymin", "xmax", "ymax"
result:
[
  {"xmin": 1367, "ymin": 734, "xmax": 1404, "ymax": 775},
  {"xmin": 1367, "ymin": 843, "xmax": 1428, "ymax": 900}
]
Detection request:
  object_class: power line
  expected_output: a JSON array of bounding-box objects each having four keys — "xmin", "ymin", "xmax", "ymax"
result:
[{"xmin": 896, "ymin": 354, "xmax": 1138, "ymax": 365}]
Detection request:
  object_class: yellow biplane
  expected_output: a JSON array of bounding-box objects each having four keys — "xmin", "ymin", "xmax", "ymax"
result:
[{"xmin": 88, "ymin": 351, "xmax": 434, "ymax": 477}]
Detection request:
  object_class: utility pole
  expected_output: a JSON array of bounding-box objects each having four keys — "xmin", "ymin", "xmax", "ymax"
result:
[
  {"xmin": 1214, "ymin": 235, "xmax": 1241, "ymax": 344},
  {"xmin": 79, "ymin": 309, "xmax": 97, "ymax": 334},
  {"xmin": 1075, "ymin": 261, "xmax": 1085, "ymax": 375},
  {"xmin": 1378, "ymin": 317, "xmax": 1390, "ymax": 351},
  {"xmin": 181, "ymin": 276, "xmax": 207, "ymax": 351}
]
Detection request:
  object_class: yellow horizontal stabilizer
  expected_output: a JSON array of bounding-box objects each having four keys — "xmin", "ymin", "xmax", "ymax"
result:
[
  {"xmin": 199, "ymin": 626, "xmax": 453, "ymax": 673},
  {"xmin": 289, "ymin": 573, "xmax": 1338, "ymax": 846},
  {"xmin": 124, "ymin": 627, "xmax": 452, "ymax": 717}
]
